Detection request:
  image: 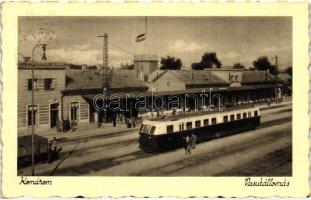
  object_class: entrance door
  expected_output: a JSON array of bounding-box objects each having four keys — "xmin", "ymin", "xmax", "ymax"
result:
[{"xmin": 50, "ymin": 103, "xmax": 59, "ymax": 128}]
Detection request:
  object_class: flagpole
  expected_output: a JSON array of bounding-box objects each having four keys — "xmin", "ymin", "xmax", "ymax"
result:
[
  {"xmin": 145, "ymin": 17, "xmax": 147, "ymax": 36},
  {"xmin": 145, "ymin": 17, "xmax": 147, "ymax": 55}
]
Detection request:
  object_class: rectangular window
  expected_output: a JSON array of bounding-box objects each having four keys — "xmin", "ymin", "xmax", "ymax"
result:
[
  {"xmin": 186, "ymin": 122, "xmax": 192, "ymax": 130},
  {"xmin": 27, "ymin": 105, "xmax": 38, "ymax": 126},
  {"xmin": 223, "ymin": 116, "xmax": 228, "ymax": 123},
  {"xmin": 212, "ymin": 118, "xmax": 217, "ymax": 125},
  {"xmin": 179, "ymin": 124, "xmax": 182, "ymax": 131},
  {"xmin": 237, "ymin": 113, "xmax": 241, "ymax": 120},
  {"xmin": 230, "ymin": 114, "xmax": 235, "ymax": 121},
  {"xmin": 44, "ymin": 78, "xmax": 53, "ymax": 90},
  {"xmin": 254, "ymin": 111, "xmax": 258, "ymax": 117},
  {"xmin": 243, "ymin": 112, "xmax": 247, "ymax": 119},
  {"xmin": 27, "ymin": 79, "xmax": 38, "ymax": 91},
  {"xmin": 141, "ymin": 125, "xmax": 151, "ymax": 134},
  {"xmin": 203, "ymin": 119, "xmax": 209, "ymax": 126},
  {"xmin": 150, "ymin": 126, "xmax": 156, "ymax": 135},
  {"xmin": 167, "ymin": 125, "xmax": 174, "ymax": 133},
  {"xmin": 71, "ymin": 102, "xmax": 79, "ymax": 121},
  {"xmin": 195, "ymin": 120, "xmax": 201, "ymax": 128}
]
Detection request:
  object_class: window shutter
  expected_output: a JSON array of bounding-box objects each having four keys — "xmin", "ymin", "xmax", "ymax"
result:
[{"xmin": 52, "ymin": 79, "xmax": 56, "ymax": 89}]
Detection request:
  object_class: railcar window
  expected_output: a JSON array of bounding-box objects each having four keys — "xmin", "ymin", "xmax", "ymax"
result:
[
  {"xmin": 167, "ymin": 125, "xmax": 174, "ymax": 133},
  {"xmin": 140, "ymin": 125, "xmax": 152, "ymax": 134},
  {"xmin": 237, "ymin": 113, "xmax": 241, "ymax": 120},
  {"xmin": 248, "ymin": 112, "xmax": 252, "ymax": 117},
  {"xmin": 150, "ymin": 126, "xmax": 156, "ymax": 135},
  {"xmin": 186, "ymin": 122, "xmax": 192, "ymax": 130},
  {"xmin": 195, "ymin": 120, "xmax": 201, "ymax": 128},
  {"xmin": 212, "ymin": 118, "xmax": 217, "ymax": 125},
  {"xmin": 230, "ymin": 114, "xmax": 235, "ymax": 121},
  {"xmin": 243, "ymin": 112, "xmax": 247, "ymax": 119},
  {"xmin": 139, "ymin": 125, "xmax": 144, "ymax": 133},
  {"xmin": 203, "ymin": 119, "xmax": 209, "ymax": 126},
  {"xmin": 223, "ymin": 116, "xmax": 228, "ymax": 123},
  {"xmin": 254, "ymin": 111, "xmax": 258, "ymax": 116}
]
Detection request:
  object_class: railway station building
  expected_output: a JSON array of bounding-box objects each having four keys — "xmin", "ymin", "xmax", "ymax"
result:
[{"xmin": 18, "ymin": 60, "xmax": 290, "ymax": 134}]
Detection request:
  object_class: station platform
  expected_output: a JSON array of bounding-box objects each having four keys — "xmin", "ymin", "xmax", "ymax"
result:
[{"xmin": 18, "ymin": 99, "xmax": 291, "ymax": 141}]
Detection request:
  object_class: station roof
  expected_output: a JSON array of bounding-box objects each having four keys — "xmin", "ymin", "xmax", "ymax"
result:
[
  {"xmin": 277, "ymin": 73, "xmax": 291, "ymax": 83},
  {"xmin": 65, "ymin": 69, "xmax": 148, "ymax": 91},
  {"xmin": 18, "ymin": 63, "xmax": 67, "ymax": 70},
  {"xmin": 173, "ymin": 70, "xmax": 229, "ymax": 86},
  {"xmin": 81, "ymin": 84, "xmax": 280, "ymax": 101},
  {"xmin": 241, "ymin": 71, "xmax": 276, "ymax": 83},
  {"xmin": 151, "ymin": 70, "xmax": 229, "ymax": 86}
]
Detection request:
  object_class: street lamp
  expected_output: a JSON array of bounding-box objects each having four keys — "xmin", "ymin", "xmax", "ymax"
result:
[{"xmin": 31, "ymin": 43, "xmax": 47, "ymax": 176}]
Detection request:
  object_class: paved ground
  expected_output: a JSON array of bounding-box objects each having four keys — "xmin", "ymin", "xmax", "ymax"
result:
[{"xmin": 18, "ymin": 101, "xmax": 292, "ymax": 176}]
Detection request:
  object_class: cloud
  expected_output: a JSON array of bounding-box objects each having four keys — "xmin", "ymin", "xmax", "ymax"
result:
[
  {"xmin": 109, "ymin": 49, "xmax": 126, "ymax": 57},
  {"xmin": 72, "ymin": 44, "xmax": 90, "ymax": 50},
  {"xmin": 261, "ymin": 46, "xmax": 291, "ymax": 52},
  {"xmin": 261, "ymin": 46, "xmax": 278, "ymax": 52},
  {"xmin": 222, "ymin": 52, "xmax": 240, "ymax": 59},
  {"xmin": 169, "ymin": 40, "xmax": 208, "ymax": 53},
  {"xmin": 46, "ymin": 46, "xmax": 132, "ymax": 65},
  {"xmin": 47, "ymin": 48, "xmax": 101, "ymax": 65}
]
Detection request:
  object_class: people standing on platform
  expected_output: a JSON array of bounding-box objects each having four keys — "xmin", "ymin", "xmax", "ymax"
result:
[
  {"xmin": 191, "ymin": 133, "xmax": 197, "ymax": 149},
  {"xmin": 112, "ymin": 113, "xmax": 117, "ymax": 127},
  {"xmin": 184, "ymin": 134, "xmax": 192, "ymax": 155},
  {"xmin": 132, "ymin": 116, "xmax": 136, "ymax": 128},
  {"xmin": 97, "ymin": 113, "xmax": 102, "ymax": 128},
  {"xmin": 48, "ymin": 137, "xmax": 62, "ymax": 164},
  {"xmin": 57, "ymin": 120, "xmax": 63, "ymax": 132}
]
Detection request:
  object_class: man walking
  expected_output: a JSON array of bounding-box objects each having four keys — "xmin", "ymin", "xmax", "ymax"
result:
[
  {"xmin": 191, "ymin": 133, "xmax": 197, "ymax": 149},
  {"xmin": 184, "ymin": 134, "xmax": 192, "ymax": 155}
]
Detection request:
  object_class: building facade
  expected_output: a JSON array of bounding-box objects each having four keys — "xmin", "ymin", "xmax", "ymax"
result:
[
  {"xmin": 18, "ymin": 64, "xmax": 66, "ymax": 131},
  {"xmin": 18, "ymin": 62, "xmax": 291, "ymax": 134}
]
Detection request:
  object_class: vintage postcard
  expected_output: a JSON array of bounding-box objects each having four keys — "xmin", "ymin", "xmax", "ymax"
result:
[{"xmin": 1, "ymin": 2, "xmax": 309, "ymax": 198}]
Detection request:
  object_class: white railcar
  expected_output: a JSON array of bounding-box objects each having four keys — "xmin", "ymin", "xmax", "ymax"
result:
[{"xmin": 138, "ymin": 106, "xmax": 260, "ymax": 152}]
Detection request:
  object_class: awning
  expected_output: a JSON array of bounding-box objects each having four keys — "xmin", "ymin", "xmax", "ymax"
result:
[{"xmin": 81, "ymin": 84, "xmax": 280, "ymax": 101}]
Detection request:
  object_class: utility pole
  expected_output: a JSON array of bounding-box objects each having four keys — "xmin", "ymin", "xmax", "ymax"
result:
[
  {"xmin": 98, "ymin": 33, "xmax": 108, "ymax": 70},
  {"xmin": 275, "ymin": 55, "xmax": 278, "ymax": 77},
  {"xmin": 98, "ymin": 33, "xmax": 111, "ymax": 123},
  {"xmin": 31, "ymin": 43, "xmax": 47, "ymax": 176}
]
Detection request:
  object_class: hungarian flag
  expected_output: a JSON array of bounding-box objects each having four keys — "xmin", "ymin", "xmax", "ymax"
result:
[{"xmin": 135, "ymin": 33, "xmax": 146, "ymax": 42}]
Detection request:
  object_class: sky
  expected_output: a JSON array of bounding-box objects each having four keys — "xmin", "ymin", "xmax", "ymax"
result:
[{"xmin": 18, "ymin": 16, "xmax": 292, "ymax": 69}]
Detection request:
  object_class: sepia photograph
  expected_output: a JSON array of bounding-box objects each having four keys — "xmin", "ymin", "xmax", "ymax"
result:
[{"xmin": 17, "ymin": 16, "xmax": 292, "ymax": 177}]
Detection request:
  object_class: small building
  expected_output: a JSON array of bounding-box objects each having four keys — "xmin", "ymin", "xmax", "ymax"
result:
[
  {"xmin": 134, "ymin": 55, "xmax": 158, "ymax": 81},
  {"xmin": 62, "ymin": 69, "xmax": 149, "ymax": 124},
  {"xmin": 18, "ymin": 63, "xmax": 66, "ymax": 131}
]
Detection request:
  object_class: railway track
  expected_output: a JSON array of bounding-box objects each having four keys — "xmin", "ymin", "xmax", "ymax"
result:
[
  {"xmin": 56, "ymin": 114, "xmax": 291, "ymax": 160},
  {"xmin": 47, "ymin": 118, "xmax": 291, "ymax": 176},
  {"xmin": 56, "ymin": 105, "xmax": 291, "ymax": 155},
  {"xmin": 24, "ymin": 105, "xmax": 291, "ymax": 176},
  {"xmin": 57, "ymin": 104, "xmax": 291, "ymax": 146},
  {"xmin": 218, "ymin": 145, "xmax": 292, "ymax": 176},
  {"xmin": 134, "ymin": 127, "xmax": 290, "ymax": 176}
]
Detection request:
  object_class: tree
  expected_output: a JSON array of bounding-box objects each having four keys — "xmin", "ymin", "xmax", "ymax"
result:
[
  {"xmin": 120, "ymin": 63, "xmax": 134, "ymax": 70},
  {"xmin": 233, "ymin": 62, "xmax": 245, "ymax": 69},
  {"xmin": 248, "ymin": 67, "xmax": 256, "ymax": 71},
  {"xmin": 191, "ymin": 52, "xmax": 222, "ymax": 70},
  {"xmin": 253, "ymin": 56, "xmax": 278, "ymax": 75},
  {"xmin": 160, "ymin": 56, "xmax": 182, "ymax": 70}
]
